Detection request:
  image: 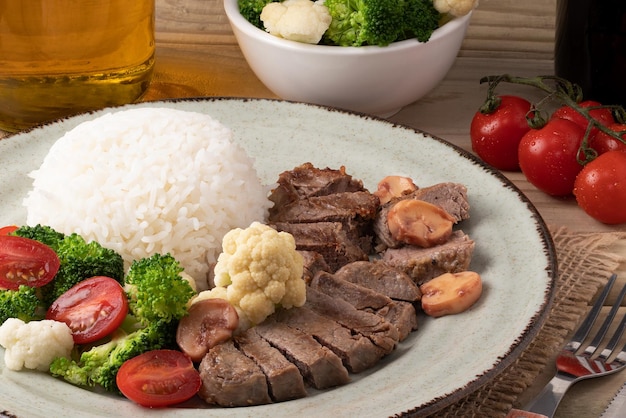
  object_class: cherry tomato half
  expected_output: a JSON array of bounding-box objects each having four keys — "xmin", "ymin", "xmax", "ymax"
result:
[
  {"xmin": 46, "ymin": 276, "xmax": 128, "ymax": 344},
  {"xmin": 0, "ymin": 225, "xmax": 18, "ymax": 236},
  {"xmin": 588, "ymin": 123, "xmax": 626, "ymax": 155},
  {"xmin": 116, "ymin": 349, "xmax": 201, "ymax": 408},
  {"xmin": 551, "ymin": 100, "xmax": 614, "ymax": 138},
  {"xmin": 0, "ymin": 235, "xmax": 60, "ymax": 290},
  {"xmin": 573, "ymin": 151, "xmax": 626, "ymax": 224},
  {"xmin": 518, "ymin": 118, "xmax": 586, "ymax": 196},
  {"xmin": 470, "ymin": 95, "xmax": 532, "ymax": 171}
]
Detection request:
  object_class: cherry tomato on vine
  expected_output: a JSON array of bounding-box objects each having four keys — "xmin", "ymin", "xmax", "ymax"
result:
[
  {"xmin": 470, "ymin": 95, "xmax": 532, "ymax": 171},
  {"xmin": 46, "ymin": 276, "xmax": 128, "ymax": 344},
  {"xmin": 0, "ymin": 235, "xmax": 60, "ymax": 290},
  {"xmin": 518, "ymin": 118, "xmax": 586, "ymax": 196},
  {"xmin": 551, "ymin": 100, "xmax": 614, "ymax": 138},
  {"xmin": 588, "ymin": 123, "xmax": 626, "ymax": 155},
  {"xmin": 116, "ymin": 349, "xmax": 201, "ymax": 407},
  {"xmin": 573, "ymin": 151, "xmax": 626, "ymax": 224}
]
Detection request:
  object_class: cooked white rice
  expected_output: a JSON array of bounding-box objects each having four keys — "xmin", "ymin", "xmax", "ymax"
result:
[{"xmin": 23, "ymin": 107, "xmax": 272, "ymax": 290}]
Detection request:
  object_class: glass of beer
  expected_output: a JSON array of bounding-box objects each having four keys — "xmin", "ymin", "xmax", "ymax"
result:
[{"xmin": 0, "ymin": 0, "xmax": 155, "ymax": 133}]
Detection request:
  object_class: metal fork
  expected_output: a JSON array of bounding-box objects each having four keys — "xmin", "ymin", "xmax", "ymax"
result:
[{"xmin": 518, "ymin": 273, "xmax": 626, "ymax": 417}]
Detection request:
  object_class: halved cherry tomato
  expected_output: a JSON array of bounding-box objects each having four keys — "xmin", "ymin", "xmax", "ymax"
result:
[
  {"xmin": 589, "ymin": 123, "xmax": 626, "ymax": 155},
  {"xmin": 551, "ymin": 100, "xmax": 614, "ymax": 138},
  {"xmin": 46, "ymin": 276, "xmax": 128, "ymax": 344},
  {"xmin": 0, "ymin": 225, "xmax": 18, "ymax": 236},
  {"xmin": 470, "ymin": 95, "xmax": 532, "ymax": 171},
  {"xmin": 573, "ymin": 151, "xmax": 626, "ymax": 224},
  {"xmin": 116, "ymin": 349, "xmax": 201, "ymax": 407},
  {"xmin": 518, "ymin": 118, "xmax": 586, "ymax": 196},
  {"xmin": 0, "ymin": 235, "xmax": 60, "ymax": 290}
]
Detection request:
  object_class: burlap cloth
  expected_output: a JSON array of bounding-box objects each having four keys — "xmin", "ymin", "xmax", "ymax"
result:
[{"xmin": 433, "ymin": 226, "xmax": 626, "ymax": 417}]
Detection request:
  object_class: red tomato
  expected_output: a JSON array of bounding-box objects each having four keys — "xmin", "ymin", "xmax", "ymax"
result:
[
  {"xmin": 116, "ymin": 349, "xmax": 201, "ymax": 407},
  {"xmin": 470, "ymin": 95, "xmax": 532, "ymax": 171},
  {"xmin": 0, "ymin": 225, "xmax": 18, "ymax": 236},
  {"xmin": 0, "ymin": 235, "xmax": 60, "ymax": 290},
  {"xmin": 589, "ymin": 123, "xmax": 626, "ymax": 155},
  {"xmin": 518, "ymin": 118, "xmax": 586, "ymax": 196},
  {"xmin": 46, "ymin": 276, "xmax": 128, "ymax": 344},
  {"xmin": 551, "ymin": 100, "xmax": 614, "ymax": 138},
  {"xmin": 573, "ymin": 151, "xmax": 626, "ymax": 224}
]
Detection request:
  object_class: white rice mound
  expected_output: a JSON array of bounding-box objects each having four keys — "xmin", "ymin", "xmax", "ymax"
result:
[{"xmin": 23, "ymin": 107, "xmax": 272, "ymax": 290}]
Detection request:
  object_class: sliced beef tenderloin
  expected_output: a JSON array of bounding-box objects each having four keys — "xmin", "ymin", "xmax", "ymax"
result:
[
  {"xmin": 382, "ymin": 230, "xmax": 475, "ymax": 286},
  {"xmin": 310, "ymin": 272, "xmax": 416, "ymax": 342},
  {"xmin": 304, "ymin": 283, "xmax": 399, "ymax": 354},
  {"xmin": 275, "ymin": 221, "xmax": 369, "ymax": 272},
  {"xmin": 333, "ymin": 260, "xmax": 421, "ymax": 302},
  {"xmin": 268, "ymin": 191, "xmax": 379, "ymax": 225},
  {"xmin": 234, "ymin": 328, "xmax": 308, "ymax": 402},
  {"xmin": 376, "ymin": 301, "xmax": 419, "ymax": 341},
  {"xmin": 198, "ymin": 340, "xmax": 272, "ymax": 407},
  {"xmin": 299, "ymin": 250, "xmax": 331, "ymax": 284},
  {"xmin": 269, "ymin": 163, "xmax": 366, "ymax": 210},
  {"xmin": 410, "ymin": 183, "xmax": 470, "ymax": 223},
  {"xmin": 271, "ymin": 306, "xmax": 385, "ymax": 373},
  {"xmin": 310, "ymin": 270, "xmax": 393, "ymax": 311},
  {"xmin": 254, "ymin": 321, "xmax": 350, "ymax": 390}
]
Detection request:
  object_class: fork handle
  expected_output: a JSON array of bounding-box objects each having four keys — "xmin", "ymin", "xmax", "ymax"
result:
[{"xmin": 522, "ymin": 373, "xmax": 576, "ymax": 416}]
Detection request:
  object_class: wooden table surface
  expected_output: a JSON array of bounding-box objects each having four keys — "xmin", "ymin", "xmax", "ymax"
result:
[{"xmin": 3, "ymin": 0, "xmax": 626, "ymax": 416}]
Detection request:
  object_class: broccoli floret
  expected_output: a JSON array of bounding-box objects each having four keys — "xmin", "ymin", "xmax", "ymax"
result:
[
  {"xmin": 42, "ymin": 233, "xmax": 125, "ymax": 305},
  {"xmin": 50, "ymin": 319, "xmax": 177, "ymax": 392},
  {"xmin": 0, "ymin": 285, "xmax": 44, "ymax": 325},
  {"xmin": 323, "ymin": 0, "xmax": 441, "ymax": 46},
  {"xmin": 124, "ymin": 253, "xmax": 195, "ymax": 324},
  {"xmin": 239, "ymin": 0, "xmax": 280, "ymax": 29},
  {"xmin": 398, "ymin": 0, "xmax": 441, "ymax": 43},
  {"xmin": 12, "ymin": 224, "xmax": 65, "ymax": 250}
]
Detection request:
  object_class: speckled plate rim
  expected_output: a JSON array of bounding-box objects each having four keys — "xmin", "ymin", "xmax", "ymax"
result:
[{"xmin": 0, "ymin": 97, "xmax": 557, "ymax": 417}]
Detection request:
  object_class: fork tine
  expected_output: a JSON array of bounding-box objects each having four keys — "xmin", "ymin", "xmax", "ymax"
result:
[
  {"xmin": 567, "ymin": 274, "xmax": 618, "ymax": 352},
  {"xmin": 586, "ymin": 280, "xmax": 626, "ymax": 356}
]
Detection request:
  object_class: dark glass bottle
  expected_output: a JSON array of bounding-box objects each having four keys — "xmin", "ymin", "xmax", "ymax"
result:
[{"xmin": 555, "ymin": 0, "xmax": 626, "ymax": 106}]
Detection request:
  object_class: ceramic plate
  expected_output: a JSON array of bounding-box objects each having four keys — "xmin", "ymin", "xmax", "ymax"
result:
[{"xmin": 0, "ymin": 98, "xmax": 556, "ymax": 417}]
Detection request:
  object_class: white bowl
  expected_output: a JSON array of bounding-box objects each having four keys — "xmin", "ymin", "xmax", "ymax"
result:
[{"xmin": 224, "ymin": 0, "xmax": 472, "ymax": 116}]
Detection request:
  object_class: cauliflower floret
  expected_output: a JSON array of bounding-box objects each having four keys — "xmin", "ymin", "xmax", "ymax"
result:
[
  {"xmin": 261, "ymin": 0, "xmax": 332, "ymax": 44},
  {"xmin": 0, "ymin": 318, "xmax": 74, "ymax": 371},
  {"xmin": 433, "ymin": 0, "xmax": 479, "ymax": 17},
  {"xmin": 195, "ymin": 222, "xmax": 305, "ymax": 331}
]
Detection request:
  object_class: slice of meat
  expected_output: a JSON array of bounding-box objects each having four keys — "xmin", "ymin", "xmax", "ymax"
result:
[
  {"xmin": 334, "ymin": 260, "xmax": 422, "ymax": 302},
  {"xmin": 310, "ymin": 272, "xmax": 417, "ymax": 342},
  {"xmin": 377, "ymin": 301, "xmax": 419, "ymax": 341},
  {"xmin": 310, "ymin": 270, "xmax": 392, "ymax": 311},
  {"xmin": 298, "ymin": 250, "xmax": 331, "ymax": 284},
  {"xmin": 304, "ymin": 282, "xmax": 399, "ymax": 354},
  {"xmin": 269, "ymin": 163, "xmax": 366, "ymax": 210},
  {"xmin": 254, "ymin": 321, "xmax": 350, "ymax": 390},
  {"xmin": 268, "ymin": 191, "xmax": 380, "ymax": 225},
  {"xmin": 272, "ymin": 306, "xmax": 385, "ymax": 373},
  {"xmin": 411, "ymin": 183, "xmax": 470, "ymax": 223},
  {"xmin": 198, "ymin": 341, "xmax": 272, "ymax": 407},
  {"xmin": 382, "ymin": 230, "xmax": 475, "ymax": 286},
  {"xmin": 373, "ymin": 183, "xmax": 469, "ymax": 250},
  {"xmin": 234, "ymin": 329, "xmax": 308, "ymax": 402},
  {"xmin": 275, "ymin": 221, "xmax": 369, "ymax": 271}
]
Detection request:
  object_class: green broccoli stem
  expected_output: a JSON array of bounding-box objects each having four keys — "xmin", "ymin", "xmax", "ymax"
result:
[{"xmin": 479, "ymin": 74, "xmax": 626, "ymax": 165}]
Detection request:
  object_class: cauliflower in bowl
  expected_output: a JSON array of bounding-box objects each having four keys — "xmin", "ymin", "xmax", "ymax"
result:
[
  {"xmin": 194, "ymin": 222, "xmax": 305, "ymax": 330},
  {"xmin": 261, "ymin": 0, "xmax": 332, "ymax": 44}
]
